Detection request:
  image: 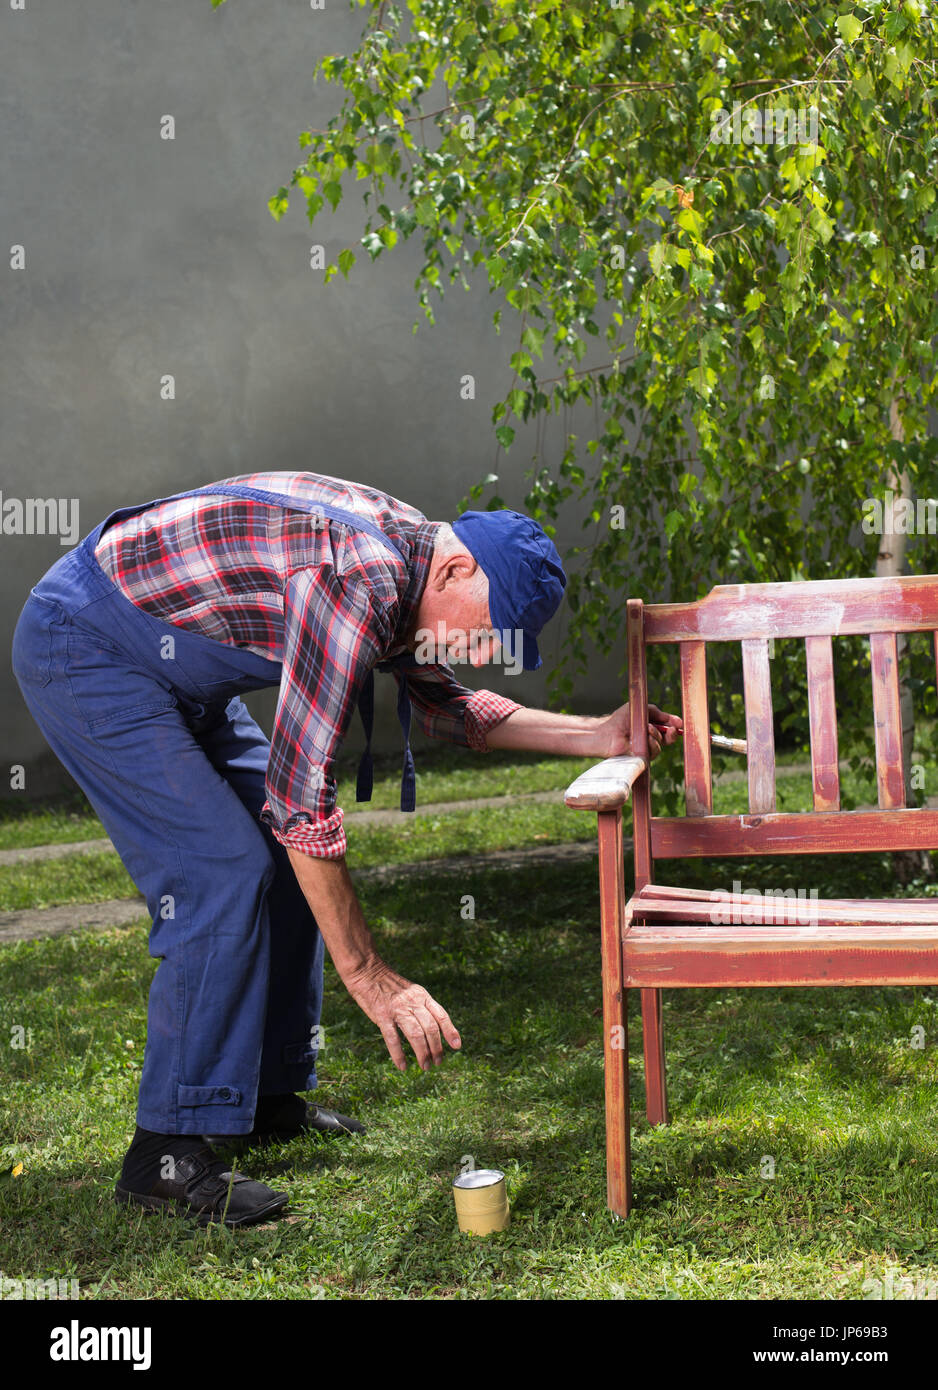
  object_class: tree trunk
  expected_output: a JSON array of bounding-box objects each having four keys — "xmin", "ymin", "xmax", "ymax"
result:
[{"xmin": 877, "ymin": 395, "xmax": 933, "ymax": 882}]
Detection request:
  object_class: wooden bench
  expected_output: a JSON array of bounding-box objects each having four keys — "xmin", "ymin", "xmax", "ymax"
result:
[{"xmin": 564, "ymin": 576, "xmax": 938, "ymax": 1218}]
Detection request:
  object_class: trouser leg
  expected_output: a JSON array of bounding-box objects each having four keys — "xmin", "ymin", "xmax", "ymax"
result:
[
  {"xmin": 12, "ymin": 600, "xmax": 278, "ymax": 1135},
  {"xmin": 194, "ymin": 696, "xmax": 324, "ymax": 1096}
]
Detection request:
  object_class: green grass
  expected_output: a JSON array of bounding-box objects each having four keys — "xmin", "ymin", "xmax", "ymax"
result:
[
  {"xmin": 4, "ymin": 749, "xmax": 938, "ymax": 1299},
  {"xmin": 1, "ymin": 862, "xmax": 937, "ymax": 1300},
  {"xmin": 0, "ymin": 791, "xmax": 105, "ymax": 851}
]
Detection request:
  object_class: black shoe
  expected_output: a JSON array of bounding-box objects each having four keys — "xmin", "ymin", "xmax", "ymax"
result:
[
  {"xmin": 115, "ymin": 1144, "xmax": 289, "ymax": 1227},
  {"xmin": 203, "ymin": 1102, "xmax": 366, "ymax": 1151}
]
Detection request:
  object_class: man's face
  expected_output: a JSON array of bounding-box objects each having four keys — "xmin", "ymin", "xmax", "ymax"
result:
[
  {"xmin": 446, "ymin": 613, "xmax": 502, "ymax": 668},
  {"xmin": 406, "ymin": 551, "xmax": 504, "ymax": 668},
  {"xmin": 425, "ymin": 598, "xmax": 502, "ymax": 668}
]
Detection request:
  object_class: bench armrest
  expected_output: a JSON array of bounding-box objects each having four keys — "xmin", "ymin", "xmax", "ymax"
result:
[{"xmin": 564, "ymin": 755, "xmax": 649, "ymax": 811}]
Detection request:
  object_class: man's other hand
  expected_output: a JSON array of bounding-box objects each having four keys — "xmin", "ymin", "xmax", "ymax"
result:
[
  {"xmin": 599, "ymin": 702, "xmax": 683, "ymax": 759},
  {"xmin": 346, "ymin": 960, "xmax": 462, "ymax": 1072}
]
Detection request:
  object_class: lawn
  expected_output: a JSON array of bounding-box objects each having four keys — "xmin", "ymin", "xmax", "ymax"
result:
[{"xmin": 1, "ymin": 748, "xmax": 937, "ymax": 1300}]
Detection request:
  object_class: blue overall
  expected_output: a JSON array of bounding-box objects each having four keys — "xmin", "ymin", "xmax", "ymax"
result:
[{"xmin": 11, "ymin": 482, "xmax": 417, "ymax": 1135}]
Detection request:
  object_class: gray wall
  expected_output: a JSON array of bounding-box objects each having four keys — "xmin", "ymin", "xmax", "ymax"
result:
[{"xmin": 1, "ymin": 1, "xmax": 626, "ymax": 798}]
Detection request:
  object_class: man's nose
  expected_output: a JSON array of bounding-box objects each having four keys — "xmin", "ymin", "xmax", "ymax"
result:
[{"xmin": 470, "ymin": 635, "xmax": 499, "ymax": 666}]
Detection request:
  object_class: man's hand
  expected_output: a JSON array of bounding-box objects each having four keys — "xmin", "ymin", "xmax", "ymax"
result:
[
  {"xmin": 597, "ymin": 702, "xmax": 683, "ymax": 760},
  {"xmin": 285, "ymin": 848, "xmax": 462, "ymax": 1074},
  {"xmin": 345, "ymin": 959, "xmax": 462, "ymax": 1072}
]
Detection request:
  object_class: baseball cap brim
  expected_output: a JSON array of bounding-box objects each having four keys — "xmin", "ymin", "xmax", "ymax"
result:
[{"xmin": 487, "ymin": 587, "xmax": 542, "ymax": 671}]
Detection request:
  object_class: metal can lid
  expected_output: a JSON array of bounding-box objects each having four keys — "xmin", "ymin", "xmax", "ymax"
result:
[{"xmin": 453, "ymin": 1169, "xmax": 505, "ymax": 1190}]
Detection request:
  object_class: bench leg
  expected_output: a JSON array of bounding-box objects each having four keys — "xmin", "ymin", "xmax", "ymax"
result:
[
  {"xmin": 598, "ymin": 809, "xmax": 632, "ymax": 1218},
  {"xmin": 605, "ymin": 986, "xmax": 632, "ymax": 1219},
  {"xmin": 641, "ymin": 988, "xmax": 669, "ymax": 1126}
]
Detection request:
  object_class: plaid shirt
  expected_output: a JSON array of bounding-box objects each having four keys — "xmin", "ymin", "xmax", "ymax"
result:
[{"xmin": 94, "ymin": 471, "xmax": 524, "ymax": 858}]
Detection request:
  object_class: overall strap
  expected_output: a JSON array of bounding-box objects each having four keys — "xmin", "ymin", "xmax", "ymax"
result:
[{"xmin": 173, "ymin": 482, "xmax": 418, "ymax": 813}]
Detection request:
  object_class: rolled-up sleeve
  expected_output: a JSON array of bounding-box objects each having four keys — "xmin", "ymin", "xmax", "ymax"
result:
[
  {"xmin": 260, "ymin": 568, "xmax": 390, "ymax": 858},
  {"xmin": 384, "ymin": 654, "xmax": 523, "ymax": 751},
  {"xmin": 464, "ymin": 688, "xmax": 525, "ymax": 751}
]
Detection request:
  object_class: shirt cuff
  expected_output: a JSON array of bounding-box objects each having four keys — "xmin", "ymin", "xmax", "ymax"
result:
[
  {"xmin": 465, "ymin": 690, "xmax": 524, "ymax": 752},
  {"xmin": 260, "ymin": 802, "xmax": 347, "ymax": 859}
]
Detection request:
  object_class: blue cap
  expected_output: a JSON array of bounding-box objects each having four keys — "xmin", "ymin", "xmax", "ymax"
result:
[{"xmin": 450, "ymin": 509, "xmax": 567, "ymax": 670}]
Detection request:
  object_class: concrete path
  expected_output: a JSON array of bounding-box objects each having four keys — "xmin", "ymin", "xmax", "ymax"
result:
[
  {"xmin": 0, "ymin": 841, "xmax": 597, "ymax": 945},
  {"xmin": 0, "ymin": 790, "xmax": 564, "ymax": 868},
  {"xmin": 0, "ymin": 761, "xmax": 784, "ymax": 868}
]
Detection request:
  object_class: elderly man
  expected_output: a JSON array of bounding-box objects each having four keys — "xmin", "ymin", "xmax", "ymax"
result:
[{"xmin": 12, "ymin": 471, "xmax": 680, "ymax": 1227}]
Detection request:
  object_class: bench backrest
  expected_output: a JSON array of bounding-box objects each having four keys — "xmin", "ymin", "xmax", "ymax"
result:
[{"xmin": 627, "ymin": 576, "xmax": 938, "ymax": 885}]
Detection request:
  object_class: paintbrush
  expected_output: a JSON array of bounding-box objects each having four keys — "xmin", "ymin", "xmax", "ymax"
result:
[
  {"xmin": 709, "ymin": 733, "xmax": 748, "ymax": 755},
  {"xmin": 652, "ymin": 724, "xmax": 748, "ymax": 755}
]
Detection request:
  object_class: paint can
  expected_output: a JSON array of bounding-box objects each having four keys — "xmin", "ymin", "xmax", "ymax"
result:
[{"xmin": 452, "ymin": 1168, "xmax": 510, "ymax": 1235}]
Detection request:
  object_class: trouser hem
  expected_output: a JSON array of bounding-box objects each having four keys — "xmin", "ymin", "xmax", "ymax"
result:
[
  {"xmin": 136, "ymin": 1111, "xmax": 258, "ymax": 1137},
  {"xmin": 137, "ymin": 1072, "xmax": 317, "ymax": 1135}
]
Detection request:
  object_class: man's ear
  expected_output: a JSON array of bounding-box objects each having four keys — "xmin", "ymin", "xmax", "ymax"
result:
[{"xmin": 436, "ymin": 551, "xmax": 478, "ymax": 590}]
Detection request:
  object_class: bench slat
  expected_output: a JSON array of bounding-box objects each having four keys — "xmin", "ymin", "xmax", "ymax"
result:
[
  {"xmin": 624, "ymin": 924, "xmax": 938, "ymax": 988},
  {"xmin": 742, "ymin": 638, "xmax": 775, "ymax": 813},
  {"xmin": 628, "ymin": 598, "xmax": 654, "ymax": 887},
  {"xmin": 870, "ymin": 632, "xmax": 905, "ymax": 808},
  {"xmin": 651, "ymin": 807, "xmax": 938, "ymax": 858},
  {"xmin": 635, "ymin": 882, "xmax": 938, "ymax": 918},
  {"xmin": 631, "ymin": 891, "xmax": 938, "ymax": 926},
  {"xmin": 680, "ymin": 640, "xmax": 712, "ymax": 816},
  {"xmin": 643, "ymin": 574, "xmax": 938, "ymax": 642},
  {"xmin": 805, "ymin": 635, "xmax": 840, "ymax": 812}
]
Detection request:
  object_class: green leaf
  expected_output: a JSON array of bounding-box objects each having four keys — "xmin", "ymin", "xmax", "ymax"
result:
[
  {"xmin": 268, "ymin": 190, "xmax": 290, "ymax": 222},
  {"xmin": 521, "ymin": 325, "xmax": 547, "ymax": 358},
  {"xmin": 495, "ymin": 425, "xmax": 516, "ymax": 448},
  {"xmin": 648, "ymin": 242, "xmax": 668, "ymax": 277},
  {"xmin": 338, "ymin": 248, "xmax": 356, "ymax": 279},
  {"xmin": 836, "ymin": 13, "xmax": 863, "ymax": 45},
  {"xmin": 689, "ymin": 261, "xmax": 712, "ymax": 291}
]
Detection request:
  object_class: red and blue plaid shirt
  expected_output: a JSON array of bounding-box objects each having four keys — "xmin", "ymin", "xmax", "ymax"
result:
[{"xmin": 94, "ymin": 471, "xmax": 524, "ymax": 858}]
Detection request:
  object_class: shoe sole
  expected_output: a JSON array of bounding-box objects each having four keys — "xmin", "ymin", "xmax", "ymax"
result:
[
  {"xmin": 204, "ymin": 1122, "xmax": 364, "ymax": 1150},
  {"xmin": 114, "ymin": 1183, "xmax": 289, "ymax": 1228}
]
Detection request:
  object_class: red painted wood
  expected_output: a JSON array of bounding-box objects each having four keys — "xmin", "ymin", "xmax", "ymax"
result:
[
  {"xmin": 643, "ymin": 574, "xmax": 938, "ymax": 643},
  {"xmin": 870, "ymin": 632, "xmax": 905, "ymax": 808},
  {"xmin": 632, "ymin": 889, "xmax": 938, "ymax": 926},
  {"xmin": 624, "ymin": 923, "xmax": 938, "ymax": 988},
  {"xmin": 627, "ymin": 599, "xmax": 654, "ymax": 891},
  {"xmin": 598, "ymin": 810, "xmax": 631, "ymax": 1219},
  {"xmin": 651, "ymin": 808, "xmax": 938, "ymax": 858},
  {"xmin": 641, "ymin": 988, "xmax": 669, "ymax": 1126},
  {"xmin": 805, "ymin": 635, "xmax": 840, "ymax": 812},
  {"xmin": 634, "ymin": 882, "xmax": 938, "ymax": 922},
  {"xmin": 680, "ymin": 641, "xmax": 712, "ymax": 816},
  {"xmin": 742, "ymin": 639, "xmax": 776, "ymax": 813}
]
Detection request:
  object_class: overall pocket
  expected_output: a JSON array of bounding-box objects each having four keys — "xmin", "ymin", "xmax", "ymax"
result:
[{"xmin": 11, "ymin": 593, "xmax": 65, "ymax": 690}]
